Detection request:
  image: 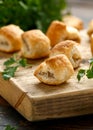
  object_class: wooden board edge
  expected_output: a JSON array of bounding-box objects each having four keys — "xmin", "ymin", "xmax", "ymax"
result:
[
  {"xmin": 28, "ymin": 89, "xmax": 93, "ymax": 121},
  {"xmin": 0, "ymin": 72, "xmax": 34, "ymax": 121}
]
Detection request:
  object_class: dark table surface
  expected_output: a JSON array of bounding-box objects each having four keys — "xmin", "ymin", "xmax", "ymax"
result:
[
  {"xmin": 1, "ymin": 97, "xmax": 93, "ymax": 130},
  {"xmin": 1, "ymin": 1, "xmax": 93, "ymax": 130}
]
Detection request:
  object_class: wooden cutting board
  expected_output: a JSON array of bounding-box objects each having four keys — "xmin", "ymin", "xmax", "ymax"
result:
[{"xmin": 0, "ymin": 30, "xmax": 93, "ymax": 121}]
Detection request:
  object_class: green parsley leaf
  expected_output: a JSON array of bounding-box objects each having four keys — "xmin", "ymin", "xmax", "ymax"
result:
[
  {"xmin": 18, "ymin": 58, "xmax": 27, "ymax": 67},
  {"xmin": 88, "ymin": 58, "xmax": 93, "ymax": 65},
  {"xmin": 4, "ymin": 57, "xmax": 15, "ymax": 67},
  {"xmin": 2, "ymin": 54, "xmax": 31, "ymax": 80},
  {"xmin": 2, "ymin": 66, "xmax": 18, "ymax": 80},
  {"xmin": 77, "ymin": 69, "xmax": 86, "ymax": 81},
  {"xmin": 86, "ymin": 66, "xmax": 93, "ymax": 79},
  {"xmin": 77, "ymin": 58, "xmax": 93, "ymax": 81}
]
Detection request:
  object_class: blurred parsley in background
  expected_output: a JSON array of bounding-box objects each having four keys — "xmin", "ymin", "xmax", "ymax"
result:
[{"xmin": 0, "ymin": 0, "xmax": 67, "ymax": 32}]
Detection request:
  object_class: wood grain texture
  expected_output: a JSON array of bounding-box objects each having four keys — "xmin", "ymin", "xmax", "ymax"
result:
[{"xmin": 0, "ymin": 30, "xmax": 93, "ymax": 121}]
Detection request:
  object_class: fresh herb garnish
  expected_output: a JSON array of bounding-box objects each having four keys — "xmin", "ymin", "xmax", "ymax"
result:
[
  {"xmin": 5, "ymin": 125, "xmax": 17, "ymax": 130},
  {"xmin": 2, "ymin": 66, "xmax": 18, "ymax": 80},
  {"xmin": 2, "ymin": 54, "xmax": 31, "ymax": 80},
  {"xmin": 0, "ymin": 0, "xmax": 67, "ymax": 32},
  {"xmin": 77, "ymin": 58, "xmax": 93, "ymax": 81}
]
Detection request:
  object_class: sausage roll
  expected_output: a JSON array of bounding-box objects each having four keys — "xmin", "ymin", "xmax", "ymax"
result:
[
  {"xmin": 50, "ymin": 40, "xmax": 81, "ymax": 69},
  {"xmin": 62, "ymin": 15, "xmax": 84, "ymax": 30},
  {"xmin": 21, "ymin": 29, "xmax": 51, "ymax": 59},
  {"xmin": 34, "ymin": 54, "xmax": 74, "ymax": 85},
  {"xmin": 65, "ymin": 26, "xmax": 81, "ymax": 43},
  {"xmin": 0, "ymin": 24, "xmax": 24, "ymax": 52},
  {"xmin": 46, "ymin": 20, "xmax": 67, "ymax": 47}
]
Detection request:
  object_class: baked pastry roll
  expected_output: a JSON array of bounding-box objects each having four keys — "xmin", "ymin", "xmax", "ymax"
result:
[
  {"xmin": 34, "ymin": 54, "xmax": 74, "ymax": 85},
  {"xmin": 62, "ymin": 15, "xmax": 84, "ymax": 30},
  {"xmin": 65, "ymin": 26, "xmax": 81, "ymax": 43},
  {"xmin": 46, "ymin": 20, "xmax": 67, "ymax": 47},
  {"xmin": 0, "ymin": 24, "xmax": 24, "ymax": 52},
  {"xmin": 50, "ymin": 40, "xmax": 81, "ymax": 69},
  {"xmin": 90, "ymin": 34, "xmax": 93, "ymax": 55},
  {"xmin": 87, "ymin": 19, "xmax": 93, "ymax": 36},
  {"xmin": 21, "ymin": 29, "xmax": 51, "ymax": 59}
]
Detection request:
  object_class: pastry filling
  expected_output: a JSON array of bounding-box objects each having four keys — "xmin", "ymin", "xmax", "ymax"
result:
[
  {"xmin": 0, "ymin": 41, "xmax": 8, "ymax": 46},
  {"xmin": 22, "ymin": 38, "xmax": 30, "ymax": 54},
  {"xmin": 39, "ymin": 71, "xmax": 55, "ymax": 79},
  {"xmin": 0, "ymin": 36, "xmax": 10, "ymax": 51},
  {"xmin": 23, "ymin": 38, "xmax": 30, "ymax": 51},
  {"xmin": 72, "ymin": 53, "xmax": 81, "ymax": 68}
]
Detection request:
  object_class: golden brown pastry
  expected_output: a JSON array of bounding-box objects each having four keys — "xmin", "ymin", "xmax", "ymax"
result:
[
  {"xmin": 46, "ymin": 20, "xmax": 81, "ymax": 48},
  {"xmin": 62, "ymin": 15, "xmax": 84, "ymax": 30},
  {"xmin": 46, "ymin": 20, "xmax": 67, "ymax": 47},
  {"xmin": 50, "ymin": 40, "xmax": 81, "ymax": 69},
  {"xmin": 90, "ymin": 34, "xmax": 93, "ymax": 55},
  {"xmin": 0, "ymin": 24, "xmax": 24, "ymax": 52},
  {"xmin": 65, "ymin": 26, "xmax": 81, "ymax": 43},
  {"xmin": 87, "ymin": 19, "xmax": 93, "ymax": 36},
  {"xmin": 34, "ymin": 54, "xmax": 74, "ymax": 85},
  {"xmin": 21, "ymin": 29, "xmax": 51, "ymax": 59}
]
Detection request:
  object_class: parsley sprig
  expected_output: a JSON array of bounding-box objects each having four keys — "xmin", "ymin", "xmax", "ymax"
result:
[
  {"xmin": 5, "ymin": 125, "xmax": 17, "ymax": 130},
  {"xmin": 77, "ymin": 58, "xmax": 93, "ymax": 81},
  {"xmin": 2, "ymin": 54, "xmax": 31, "ymax": 80},
  {"xmin": 0, "ymin": 0, "xmax": 67, "ymax": 32}
]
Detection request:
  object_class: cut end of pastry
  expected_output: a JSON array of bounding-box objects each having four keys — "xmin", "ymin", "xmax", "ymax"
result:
[
  {"xmin": 21, "ymin": 37, "xmax": 32, "ymax": 57},
  {"xmin": 71, "ymin": 46, "xmax": 82, "ymax": 68},
  {"xmin": 65, "ymin": 26, "xmax": 81, "ymax": 43},
  {"xmin": 0, "ymin": 24, "xmax": 24, "ymax": 52},
  {"xmin": 0, "ymin": 35, "xmax": 13, "ymax": 52},
  {"xmin": 34, "ymin": 54, "xmax": 74, "ymax": 85}
]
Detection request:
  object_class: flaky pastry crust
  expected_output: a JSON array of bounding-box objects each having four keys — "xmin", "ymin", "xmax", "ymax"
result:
[
  {"xmin": 46, "ymin": 20, "xmax": 67, "ymax": 47},
  {"xmin": 50, "ymin": 40, "xmax": 81, "ymax": 68},
  {"xmin": 21, "ymin": 29, "xmax": 51, "ymax": 59},
  {"xmin": 34, "ymin": 54, "xmax": 74, "ymax": 85},
  {"xmin": 62, "ymin": 15, "xmax": 84, "ymax": 30}
]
